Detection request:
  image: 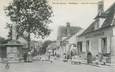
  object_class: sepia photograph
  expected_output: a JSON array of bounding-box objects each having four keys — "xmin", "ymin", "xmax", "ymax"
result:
[{"xmin": 0, "ymin": 0, "xmax": 115, "ymax": 72}]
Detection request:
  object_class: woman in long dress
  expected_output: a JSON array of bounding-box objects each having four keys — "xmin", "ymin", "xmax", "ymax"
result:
[
  {"xmin": 87, "ymin": 52, "xmax": 92, "ymax": 64},
  {"xmin": 27, "ymin": 51, "xmax": 32, "ymax": 62}
]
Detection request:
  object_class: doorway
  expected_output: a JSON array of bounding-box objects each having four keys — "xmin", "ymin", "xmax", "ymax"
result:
[
  {"xmin": 101, "ymin": 38, "xmax": 107, "ymax": 54},
  {"xmin": 77, "ymin": 42, "xmax": 82, "ymax": 55}
]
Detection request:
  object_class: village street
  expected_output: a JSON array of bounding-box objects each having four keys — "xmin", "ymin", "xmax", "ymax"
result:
[
  {"xmin": 0, "ymin": 0, "xmax": 115, "ymax": 72},
  {"xmin": 0, "ymin": 60, "xmax": 114, "ymax": 72}
]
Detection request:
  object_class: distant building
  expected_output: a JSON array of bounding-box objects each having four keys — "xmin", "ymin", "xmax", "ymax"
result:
[
  {"xmin": 57, "ymin": 22, "xmax": 82, "ymax": 40},
  {"xmin": 30, "ymin": 40, "xmax": 43, "ymax": 54},
  {"xmin": 57, "ymin": 22, "xmax": 82, "ymax": 57},
  {"xmin": 63, "ymin": 29, "xmax": 85, "ymax": 56}
]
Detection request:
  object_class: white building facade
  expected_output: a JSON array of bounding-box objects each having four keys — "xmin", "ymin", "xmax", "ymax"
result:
[{"xmin": 77, "ymin": 1, "xmax": 115, "ymax": 63}]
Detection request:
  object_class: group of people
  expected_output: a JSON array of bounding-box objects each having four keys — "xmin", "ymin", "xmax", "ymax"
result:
[
  {"xmin": 63, "ymin": 51, "xmax": 109, "ymax": 66},
  {"xmin": 87, "ymin": 52, "xmax": 111, "ymax": 66},
  {"xmin": 94, "ymin": 53, "xmax": 110, "ymax": 66},
  {"xmin": 23, "ymin": 51, "xmax": 32, "ymax": 62}
]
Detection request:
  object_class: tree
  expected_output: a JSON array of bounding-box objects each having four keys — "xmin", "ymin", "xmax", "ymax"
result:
[{"xmin": 5, "ymin": 0, "xmax": 53, "ymax": 49}]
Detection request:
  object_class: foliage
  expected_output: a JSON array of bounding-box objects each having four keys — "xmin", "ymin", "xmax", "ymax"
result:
[
  {"xmin": 0, "ymin": 37, "xmax": 6, "ymax": 44},
  {"xmin": 5, "ymin": 0, "xmax": 52, "ymax": 47},
  {"xmin": 5, "ymin": 0, "xmax": 53, "ymax": 49}
]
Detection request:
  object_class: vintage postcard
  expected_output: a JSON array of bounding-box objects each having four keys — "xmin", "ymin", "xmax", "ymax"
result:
[{"xmin": 0, "ymin": 0, "xmax": 115, "ymax": 72}]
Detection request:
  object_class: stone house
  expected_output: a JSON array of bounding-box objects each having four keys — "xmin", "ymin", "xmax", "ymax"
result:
[{"xmin": 77, "ymin": 1, "xmax": 115, "ymax": 63}]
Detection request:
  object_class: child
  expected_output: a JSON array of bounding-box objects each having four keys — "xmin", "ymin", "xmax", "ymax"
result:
[
  {"xmin": 102, "ymin": 56, "xmax": 106, "ymax": 65},
  {"xmin": 95, "ymin": 55, "xmax": 99, "ymax": 65},
  {"xmin": 78, "ymin": 56, "xmax": 82, "ymax": 64},
  {"xmin": 5, "ymin": 62, "xmax": 10, "ymax": 70}
]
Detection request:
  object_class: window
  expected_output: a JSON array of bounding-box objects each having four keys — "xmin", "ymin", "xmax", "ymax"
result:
[{"xmin": 99, "ymin": 18, "xmax": 105, "ymax": 28}]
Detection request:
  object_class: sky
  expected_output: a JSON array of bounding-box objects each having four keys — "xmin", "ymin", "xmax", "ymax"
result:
[{"xmin": 0, "ymin": 0, "xmax": 115, "ymax": 41}]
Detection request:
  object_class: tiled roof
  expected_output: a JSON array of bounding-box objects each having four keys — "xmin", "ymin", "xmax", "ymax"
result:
[
  {"xmin": 102, "ymin": 3, "xmax": 115, "ymax": 27},
  {"xmin": 80, "ymin": 2, "xmax": 115, "ymax": 36},
  {"xmin": 81, "ymin": 21, "xmax": 97, "ymax": 34},
  {"xmin": 63, "ymin": 29, "xmax": 85, "ymax": 41},
  {"xmin": 57, "ymin": 26, "xmax": 82, "ymax": 40}
]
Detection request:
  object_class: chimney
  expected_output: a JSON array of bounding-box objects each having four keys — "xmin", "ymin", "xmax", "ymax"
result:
[
  {"xmin": 66, "ymin": 22, "xmax": 71, "ymax": 37},
  {"xmin": 98, "ymin": 0, "xmax": 104, "ymax": 16},
  {"xmin": 95, "ymin": 0, "xmax": 104, "ymax": 29}
]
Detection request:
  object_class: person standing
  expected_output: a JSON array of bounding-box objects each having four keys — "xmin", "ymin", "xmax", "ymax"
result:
[
  {"xmin": 5, "ymin": 62, "xmax": 9, "ymax": 70},
  {"xmin": 3, "ymin": 59, "xmax": 10, "ymax": 72},
  {"xmin": 95, "ymin": 55, "xmax": 101, "ymax": 66},
  {"xmin": 87, "ymin": 52, "xmax": 92, "ymax": 64},
  {"xmin": 23, "ymin": 52, "xmax": 27, "ymax": 62},
  {"xmin": 27, "ymin": 51, "xmax": 32, "ymax": 62}
]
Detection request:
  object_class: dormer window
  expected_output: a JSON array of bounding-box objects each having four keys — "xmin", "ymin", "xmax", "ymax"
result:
[
  {"xmin": 99, "ymin": 18, "xmax": 105, "ymax": 28},
  {"xmin": 94, "ymin": 21, "xmax": 99, "ymax": 30},
  {"xmin": 94, "ymin": 18, "xmax": 105, "ymax": 30}
]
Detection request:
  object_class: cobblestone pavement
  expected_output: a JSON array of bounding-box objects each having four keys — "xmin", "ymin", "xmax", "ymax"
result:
[{"xmin": 0, "ymin": 60, "xmax": 115, "ymax": 72}]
